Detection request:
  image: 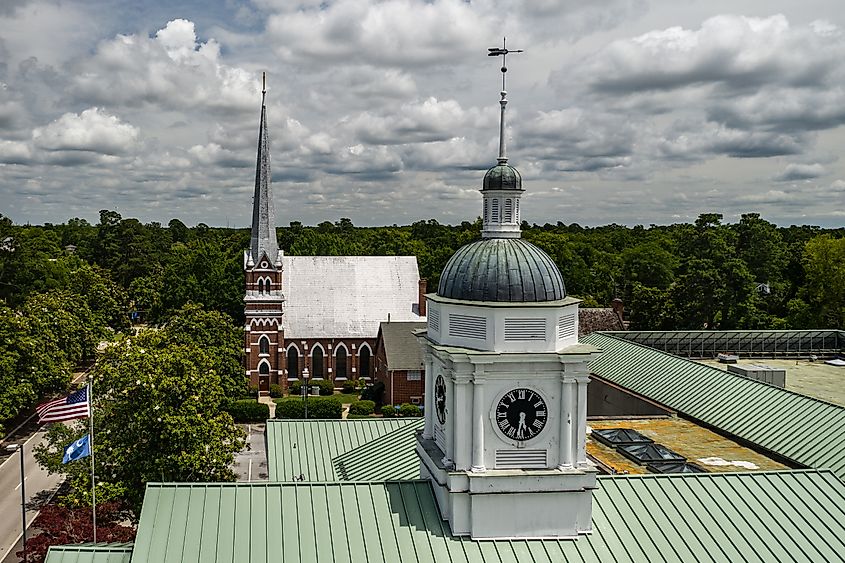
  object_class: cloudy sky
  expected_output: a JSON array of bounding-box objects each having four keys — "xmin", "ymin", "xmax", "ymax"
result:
[{"xmin": 2, "ymin": 0, "xmax": 845, "ymax": 228}]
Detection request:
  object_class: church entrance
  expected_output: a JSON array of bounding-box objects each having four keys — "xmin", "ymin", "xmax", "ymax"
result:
[{"xmin": 259, "ymin": 362, "xmax": 270, "ymax": 393}]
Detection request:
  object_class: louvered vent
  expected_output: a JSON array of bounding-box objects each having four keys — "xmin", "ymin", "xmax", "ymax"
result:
[
  {"xmin": 448, "ymin": 314, "xmax": 486, "ymax": 339},
  {"xmin": 434, "ymin": 425, "xmax": 446, "ymax": 450},
  {"xmin": 558, "ymin": 314, "xmax": 577, "ymax": 339},
  {"xmin": 504, "ymin": 318, "xmax": 546, "ymax": 341},
  {"xmin": 491, "ymin": 199, "xmax": 499, "ymax": 222},
  {"xmin": 504, "ymin": 199, "xmax": 513, "ymax": 222},
  {"xmin": 495, "ymin": 449, "xmax": 547, "ymax": 469},
  {"xmin": 428, "ymin": 307, "xmax": 440, "ymax": 332}
]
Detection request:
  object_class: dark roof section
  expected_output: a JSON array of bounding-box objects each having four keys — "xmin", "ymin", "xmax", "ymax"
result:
[
  {"xmin": 378, "ymin": 321, "xmax": 426, "ymax": 371},
  {"xmin": 618, "ymin": 443, "xmax": 686, "ymax": 464},
  {"xmin": 579, "ymin": 308, "xmax": 626, "ymax": 336},
  {"xmin": 437, "ymin": 238, "xmax": 566, "ymax": 302},
  {"xmin": 647, "ymin": 462, "xmax": 706, "ymax": 474},
  {"xmin": 482, "ymin": 163, "xmax": 523, "ymax": 191}
]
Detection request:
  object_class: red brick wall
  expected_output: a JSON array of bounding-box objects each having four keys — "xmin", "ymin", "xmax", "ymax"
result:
[
  {"xmin": 279, "ymin": 338, "xmax": 376, "ymax": 389},
  {"xmin": 382, "ymin": 370, "xmax": 425, "ymax": 406}
]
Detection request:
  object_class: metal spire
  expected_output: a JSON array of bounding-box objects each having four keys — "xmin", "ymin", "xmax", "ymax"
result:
[
  {"xmin": 488, "ymin": 38, "xmax": 523, "ymax": 164},
  {"xmin": 249, "ymin": 71, "xmax": 279, "ymax": 266}
]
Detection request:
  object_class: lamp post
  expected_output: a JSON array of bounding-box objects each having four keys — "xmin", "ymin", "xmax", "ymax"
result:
[
  {"xmin": 5, "ymin": 443, "xmax": 26, "ymax": 559},
  {"xmin": 302, "ymin": 367, "xmax": 310, "ymax": 419}
]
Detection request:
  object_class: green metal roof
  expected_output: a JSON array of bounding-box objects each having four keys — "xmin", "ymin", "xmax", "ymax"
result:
[
  {"xmin": 265, "ymin": 419, "xmax": 423, "ymax": 482},
  {"xmin": 45, "ymin": 543, "xmax": 133, "ymax": 563},
  {"xmin": 130, "ymin": 470, "xmax": 845, "ymax": 562},
  {"xmin": 583, "ymin": 333, "xmax": 845, "ymax": 479}
]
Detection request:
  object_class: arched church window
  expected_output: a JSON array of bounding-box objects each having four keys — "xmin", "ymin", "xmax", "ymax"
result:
[
  {"xmin": 259, "ymin": 335, "xmax": 270, "ymax": 355},
  {"xmin": 265, "ymin": 279, "xmax": 272, "ymax": 293},
  {"xmin": 491, "ymin": 199, "xmax": 499, "ymax": 223},
  {"xmin": 335, "ymin": 347, "xmax": 347, "ymax": 378},
  {"xmin": 359, "ymin": 346, "xmax": 371, "ymax": 378},
  {"xmin": 504, "ymin": 199, "xmax": 513, "ymax": 222},
  {"xmin": 259, "ymin": 362, "xmax": 269, "ymax": 376},
  {"xmin": 287, "ymin": 347, "xmax": 299, "ymax": 378},
  {"xmin": 257, "ymin": 279, "xmax": 265, "ymax": 294},
  {"xmin": 312, "ymin": 346, "xmax": 325, "ymax": 378}
]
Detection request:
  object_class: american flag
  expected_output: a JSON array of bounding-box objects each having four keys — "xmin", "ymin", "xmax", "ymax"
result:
[{"xmin": 36, "ymin": 387, "xmax": 90, "ymax": 423}]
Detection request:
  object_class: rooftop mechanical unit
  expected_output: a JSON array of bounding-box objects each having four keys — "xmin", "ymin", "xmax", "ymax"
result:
[
  {"xmin": 592, "ymin": 428, "xmax": 654, "ymax": 448},
  {"xmin": 727, "ymin": 364, "xmax": 786, "ymax": 387},
  {"xmin": 617, "ymin": 443, "xmax": 686, "ymax": 465}
]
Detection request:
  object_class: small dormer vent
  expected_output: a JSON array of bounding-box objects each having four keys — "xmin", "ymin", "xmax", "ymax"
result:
[
  {"xmin": 428, "ymin": 307, "xmax": 440, "ymax": 333},
  {"xmin": 504, "ymin": 318, "xmax": 546, "ymax": 341},
  {"xmin": 448, "ymin": 314, "xmax": 486, "ymax": 339},
  {"xmin": 558, "ymin": 314, "xmax": 577, "ymax": 339}
]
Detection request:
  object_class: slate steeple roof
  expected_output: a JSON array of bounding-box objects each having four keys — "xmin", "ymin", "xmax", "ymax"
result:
[{"xmin": 249, "ymin": 73, "xmax": 279, "ymax": 265}]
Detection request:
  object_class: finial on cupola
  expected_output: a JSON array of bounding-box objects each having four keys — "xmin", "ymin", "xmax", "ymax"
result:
[{"xmin": 488, "ymin": 38, "xmax": 523, "ymax": 165}]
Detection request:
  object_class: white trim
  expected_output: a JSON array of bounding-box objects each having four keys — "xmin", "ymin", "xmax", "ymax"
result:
[
  {"xmin": 357, "ymin": 342, "xmax": 373, "ymax": 356},
  {"xmin": 286, "ymin": 342, "xmax": 301, "ymax": 355},
  {"xmin": 334, "ymin": 342, "xmax": 349, "ymax": 356},
  {"xmin": 257, "ymin": 359, "xmax": 272, "ymax": 375},
  {"xmin": 309, "ymin": 342, "xmax": 326, "ymax": 358}
]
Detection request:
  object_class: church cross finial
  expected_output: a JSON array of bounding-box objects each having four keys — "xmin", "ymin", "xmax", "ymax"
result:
[
  {"xmin": 488, "ymin": 38, "xmax": 523, "ymax": 164},
  {"xmin": 262, "ymin": 72, "xmax": 266, "ymax": 104}
]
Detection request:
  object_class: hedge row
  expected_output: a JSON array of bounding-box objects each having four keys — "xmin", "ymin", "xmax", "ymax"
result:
[
  {"xmin": 348, "ymin": 400, "xmax": 375, "ymax": 416},
  {"xmin": 381, "ymin": 403, "xmax": 422, "ymax": 418},
  {"xmin": 223, "ymin": 399, "xmax": 270, "ymax": 422},
  {"xmin": 275, "ymin": 396, "xmax": 343, "ymax": 419}
]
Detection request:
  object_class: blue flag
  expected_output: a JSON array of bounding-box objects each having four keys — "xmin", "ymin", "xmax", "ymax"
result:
[{"xmin": 62, "ymin": 434, "xmax": 91, "ymax": 464}]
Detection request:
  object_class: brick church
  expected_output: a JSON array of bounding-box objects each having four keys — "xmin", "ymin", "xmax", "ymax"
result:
[{"xmin": 243, "ymin": 78, "xmax": 425, "ymax": 395}]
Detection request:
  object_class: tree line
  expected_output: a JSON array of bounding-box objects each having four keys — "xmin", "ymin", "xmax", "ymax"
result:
[{"xmin": 1, "ymin": 210, "xmax": 844, "ymax": 431}]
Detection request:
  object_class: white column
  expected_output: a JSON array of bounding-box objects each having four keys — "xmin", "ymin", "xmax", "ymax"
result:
[
  {"xmin": 576, "ymin": 377, "xmax": 589, "ymax": 467},
  {"xmin": 559, "ymin": 376, "xmax": 575, "ymax": 469},
  {"xmin": 471, "ymin": 373, "xmax": 486, "ymax": 472},
  {"xmin": 452, "ymin": 375, "xmax": 471, "ymax": 470},
  {"xmin": 422, "ymin": 353, "xmax": 434, "ymax": 440},
  {"xmin": 442, "ymin": 370, "xmax": 456, "ymax": 469}
]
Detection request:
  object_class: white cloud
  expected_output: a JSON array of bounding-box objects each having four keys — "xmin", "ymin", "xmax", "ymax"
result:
[
  {"xmin": 774, "ymin": 163, "xmax": 826, "ymax": 181},
  {"xmin": 32, "ymin": 108, "xmax": 139, "ymax": 155},
  {"xmin": 0, "ymin": 140, "xmax": 32, "ymax": 164}
]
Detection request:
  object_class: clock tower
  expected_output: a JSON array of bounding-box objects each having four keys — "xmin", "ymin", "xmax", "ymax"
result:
[{"xmin": 416, "ymin": 42, "xmax": 601, "ymax": 540}]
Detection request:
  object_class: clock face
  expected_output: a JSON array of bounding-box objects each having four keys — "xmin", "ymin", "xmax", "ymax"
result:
[
  {"xmin": 435, "ymin": 375, "xmax": 447, "ymax": 425},
  {"xmin": 495, "ymin": 388, "xmax": 547, "ymax": 442}
]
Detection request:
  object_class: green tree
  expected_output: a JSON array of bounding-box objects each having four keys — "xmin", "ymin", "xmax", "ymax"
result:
[
  {"xmin": 35, "ymin": 327, "xmax": 246, "ymax": 514},
  {"xmin": 789, "ymin": 235, "xmax": 845, "ymax": 328}
]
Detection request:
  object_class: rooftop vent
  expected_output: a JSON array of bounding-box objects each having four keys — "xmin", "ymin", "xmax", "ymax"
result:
[
  {"xmin": 592, "ymin": 428, "xmax": 654, "ymax": 448},
  {"xmin": 647, "ymin": 461, "xmax": 705, "ymax": 474},
  {"xmin": 617, "ymin": 443, "xmax": 685, "ymax": 465}
]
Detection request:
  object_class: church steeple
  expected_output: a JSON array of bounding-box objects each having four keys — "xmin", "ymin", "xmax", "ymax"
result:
[
  {"xmin": 249, "ymin": 72, "xmax": 279, "ymax": 265},
  {"xmin": 482, "ymin": 39, "xmax": 524, "ymax": 240}
]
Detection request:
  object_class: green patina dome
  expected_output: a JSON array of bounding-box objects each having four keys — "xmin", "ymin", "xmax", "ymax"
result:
[
  {"xmin": 483, "ymin": 164, "xmax": 523, "ymax": 191},
  {"xmin": 437, "ymin": 238, "xmax": 566, "ymax": 302}
]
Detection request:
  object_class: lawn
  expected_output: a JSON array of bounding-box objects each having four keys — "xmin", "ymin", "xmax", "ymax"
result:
[{"xmin": 333, "ymin": 392, "xmax": 362, "ymax": 404}]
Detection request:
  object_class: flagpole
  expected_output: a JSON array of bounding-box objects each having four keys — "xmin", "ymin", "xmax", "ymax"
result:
[{"xmin": 88, "ymin": 377, "xmax": 97, "ymax": 544}]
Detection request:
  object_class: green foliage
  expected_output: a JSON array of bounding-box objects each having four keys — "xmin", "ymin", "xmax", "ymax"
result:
[
  {"xmin": 275, "ymin": 396, "xmax": 343, "ymax": 419},
  {"xmin": 223, "ymin": 399, "xmax": 270, "ymax": 422},
  {"xmin": 34, "ymin": 306, "xmax": 246, "ymax": 515},
  {"xmin": 269, "ymin": 383, "xmax": 283, "ymax": 398},
  {"xmin": 791, "ymin": 235, "xmax": 845, "ymax": 328},
  {"xmin": 399, "ymin": 403, "xmax": 422, "ymax": 417},
  {"xmin": 341, "ymin": 380, "xmax": 357, "ymax": 394},
  {"xmin": 288, "ymin": 379, "xmax": 302, "ymax": 395},
  {"xmin": 381, "ymin": 405, "xmax": 397, "ymax": 418},
  {"xmin": 312, "ymin": 379, "xmax": 335, "ymax": 396},
  {"xmin": 348, "ymin": 400, "xmax": 375, "ymax": 416}
]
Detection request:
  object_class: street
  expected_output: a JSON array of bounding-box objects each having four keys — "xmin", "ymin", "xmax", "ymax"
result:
[
  {"xmin": 232, "ymin": 424, "xmax": 268, "ymax": 482},
  {"xmin": 0, "ymin": 430, "xmax": 63, "ymax": 563}
]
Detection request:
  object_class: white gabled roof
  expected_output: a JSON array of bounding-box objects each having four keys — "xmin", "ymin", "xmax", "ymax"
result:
[{"xmin": 281, "ymin": 256, "xmax": 423, "ymax": 339}]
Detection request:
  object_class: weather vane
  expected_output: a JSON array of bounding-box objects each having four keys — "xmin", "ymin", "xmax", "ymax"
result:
[{"xmin": 487, "ymin": 38, "xmax": 523, "ymax": 164}]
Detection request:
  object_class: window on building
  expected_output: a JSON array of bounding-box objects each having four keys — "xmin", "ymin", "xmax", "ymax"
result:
[
  {"xmin": 265, "ymin": 279, "xmax": 272, "ymax": 292},
  {"xmin": 259, "ymin": 362, "xmax": 269, "ymax": 376},
  {"xmin": 407, "ymin": 370, "xmax": 421, "ymax": 381},
  {"xmin": 312, "ymin": 347, "xmax": 325, "ymax": 378},
  {"xmin": 257, "ymin": 279, "xmax": 264, "ymax": 294},
  {"xmin": 359, "ymin": 347, "xmax": 371, "ymax": 378},
  {"xmin": 259, "ymin": 336, "xmax": 270, "ymax": 355},
  {"xmin": 287, "ymin": 348, "xmax": 299, "ymax": 378},
  {"xmin": 335, "ymin": 347, "xmax": 347, "ymax": 378}
]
